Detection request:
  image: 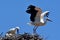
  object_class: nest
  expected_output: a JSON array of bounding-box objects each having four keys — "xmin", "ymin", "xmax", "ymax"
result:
[{"xmin": 0, "ymin": 33, "xmax": 43, "ymax": 40}]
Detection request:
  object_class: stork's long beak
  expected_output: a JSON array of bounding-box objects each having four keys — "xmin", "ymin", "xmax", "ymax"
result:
[
  {"xmin": 48, "ymin": 19, "xmax": 52, "ymax": 22},
  {"xmin": 47, "ymin": 18, "xmax": 52, "ymax": 22}
]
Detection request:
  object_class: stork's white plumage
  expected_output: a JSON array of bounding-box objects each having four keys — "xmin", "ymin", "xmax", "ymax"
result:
[
  {"xmin": 9, "ymin": 28, "xmax": 15, "ymax": 31},
  {"xmin": 9, "ymin": 27, "xmax": 20, "ymax": 31}
]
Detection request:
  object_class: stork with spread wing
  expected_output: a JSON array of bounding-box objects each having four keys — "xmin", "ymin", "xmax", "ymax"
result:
[{"xmin": 26, "ymin": 5, "xmax": 52, "ymax": 34}]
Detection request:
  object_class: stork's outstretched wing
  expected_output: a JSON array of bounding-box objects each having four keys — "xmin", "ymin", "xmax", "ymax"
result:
[
  {"xmin": 30, "ymin": 7, "xmax": 42, "ymax": 22},
  {"xmin": 34, "ymin": 7, "xmax": 42, "ymax": 23}
]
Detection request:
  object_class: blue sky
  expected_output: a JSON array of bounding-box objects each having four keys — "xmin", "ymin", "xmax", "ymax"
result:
[{"xmin": 0, "ymin": 0, "xmax": 60, "ymax": 40}]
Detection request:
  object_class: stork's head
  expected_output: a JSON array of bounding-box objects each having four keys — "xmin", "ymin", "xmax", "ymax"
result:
[{"xmin": 15, "ymin": 27, "xmax": 20, "ymax": 30}]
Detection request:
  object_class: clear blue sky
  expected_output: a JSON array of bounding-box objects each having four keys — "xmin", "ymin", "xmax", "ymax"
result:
[{"xmin": 0, "ymin": 0, "xmax": 59, "ymax": 40}]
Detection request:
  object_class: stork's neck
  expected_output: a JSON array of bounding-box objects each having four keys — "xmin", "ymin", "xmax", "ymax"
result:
[{"xmin": 40, "ymin": 18, "xmax": 44, "ymax": 23}]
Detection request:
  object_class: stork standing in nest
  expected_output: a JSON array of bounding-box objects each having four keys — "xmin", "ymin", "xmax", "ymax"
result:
[
  {"xmin": 26, "ymin": 5, "xmax": 52, "ymax": 34},
  {"xmin": 5, "ymin": 27, "xmax": 20, "ymax": 37}
]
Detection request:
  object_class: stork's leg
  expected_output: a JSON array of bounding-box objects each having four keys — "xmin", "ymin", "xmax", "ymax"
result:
[{"xmin": 33, "ymin": 26, "xmax": 38, "ymax": 34}]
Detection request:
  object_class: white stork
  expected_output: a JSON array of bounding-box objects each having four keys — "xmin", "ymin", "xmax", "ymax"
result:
[
  {"xmin": 26, "ymin": 5, "xmax": 52, "ymax": 34},
  {"xmin": 5, "ymin": 27, "xmax": 20, "ymax": 37}
]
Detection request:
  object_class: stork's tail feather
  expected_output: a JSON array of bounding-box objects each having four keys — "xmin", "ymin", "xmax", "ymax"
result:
[
  {"xmin": 27, "ymin": 22, "xmax": 32, "ymax": 25},
  {"xmin": 27, "ymin": 22, "xmax": 35, "ymax": 26}
]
